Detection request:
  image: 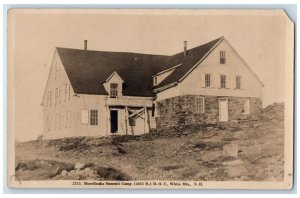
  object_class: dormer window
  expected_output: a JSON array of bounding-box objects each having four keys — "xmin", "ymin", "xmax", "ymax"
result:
[
  {"xmin": 220, "ymin": 51, "xmax": 226, "ymax": 64},
  {"xmin": 110, "ymin": 83, "xmax": 118, "ymax": 98},
  {"xmin": 154, "ymin": 77, "xmax": 158, "ymax": 86}
]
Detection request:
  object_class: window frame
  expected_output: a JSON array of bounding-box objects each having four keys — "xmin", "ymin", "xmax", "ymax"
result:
[
  {"xmin": 90, "ymin": 109, "xmax": 98, "ymax": 126},
  {"xmin": 236, "ymin": 75, "xmax": 242, "ymax": 89},
  {"xmin": 220, "ymin": 75, "xmax": 227, "ymax": 88},
  {"xmin": 153, "ymin": 77, "xmax": 158, "ymax": 86},
  {"xmin": 205, "ymin": 73, "xmax": 211, "ymax": 88},
  {"xmin": 110, "ymin": 83, "xmax": 118, "ymax": 98},
  {"xmin": 220, "ymin": 51, "xmax": 226, "ymax": 64},
  {"xmin": 55, "ymin": 88, "xmax": 58, "ymax": 105},
  {"xmin": 195, "ymin": 97, "xmax": 205, "ymax": 113}
]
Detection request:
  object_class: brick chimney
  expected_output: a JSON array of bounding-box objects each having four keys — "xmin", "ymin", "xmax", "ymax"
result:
[
  {"xmin": 184, "ymin": 41, "xmax": 188, "ymax": 57},
  {"xmin": 84, "ymin": 40, "xmax": 88, "ymax": 50}
]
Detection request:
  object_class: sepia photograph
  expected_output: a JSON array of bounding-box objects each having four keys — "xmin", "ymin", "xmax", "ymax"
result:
[{"xmin": 7, "ymin": 9, "xmax": 294, "ymax": 189}]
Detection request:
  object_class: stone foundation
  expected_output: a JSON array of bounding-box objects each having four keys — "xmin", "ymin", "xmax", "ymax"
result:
[{"xmin": 155, "ymin": 95, "xmax": 262, "ymax": 129}]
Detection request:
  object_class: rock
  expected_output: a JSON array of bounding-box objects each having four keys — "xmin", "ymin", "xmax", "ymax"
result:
[
  {"xmin": 222, "ymin": 159, "xmax": 244, "ymax": 166},
  {"xmin": 223, "ymin": 143, "xmax": 238, "ymax": 158},
  {"xmin": 60, "ymin": 170, "xmax": 68, "ymax": 176},
  {"xmin": 226, "ymin": 166, "xmax": 248, "ymax": 178},
  {"xmin": 39, "ymin": 160, "xmax": 48, "ymax": 165},
  {"xmin": 74, "ymin": 162, "xmax": 85, "ymax": 170},
  {"xmin": 50, "ymin": 166, "xmax": 61, "ymax": 177}
]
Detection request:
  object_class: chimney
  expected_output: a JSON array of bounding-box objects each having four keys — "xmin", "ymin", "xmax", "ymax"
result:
[
  {"xmin": 183, "ymin": 41, "xmax": 188, "ymax": 57},
  {"xmin": 84, "ymin": 40, "xmax": 88, "ymax": 50}
]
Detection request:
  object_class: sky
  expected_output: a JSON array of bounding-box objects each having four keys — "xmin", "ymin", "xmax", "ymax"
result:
[{"xmin": 8, "ymin": 9, "xmax": 292, "ymax": 141}]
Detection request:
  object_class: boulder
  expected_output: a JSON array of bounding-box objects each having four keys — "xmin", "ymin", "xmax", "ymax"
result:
[
  {"xmin": 222, "ymin": 159, "xmax": 244, "ymax": 166},
  {"xmin": 226, "ymin": 166, "xmax": 248, "ymax": 178},
  {"xmin": 74, "ymin": 162, "xmax": 85, "ymax": 170},
  {"xmin": 223, "ymin": 143, "xmax": 238, "ymax": 158},
  {"xmin": 50, "ymin": 166, "xmax": 60, "ymax": 178},
  {"xmin": 60, "ymin": 170, "xmax": 68, "ymax": 176}
]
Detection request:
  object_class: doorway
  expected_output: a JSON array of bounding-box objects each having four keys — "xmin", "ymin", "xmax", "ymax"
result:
[
  {"xmin": 219, "ymin": 98, "xmax": 228, "ymax": 122},
  {"xmin": 110, "ymin": 110, "xmax": 118, "ymax": 133}
]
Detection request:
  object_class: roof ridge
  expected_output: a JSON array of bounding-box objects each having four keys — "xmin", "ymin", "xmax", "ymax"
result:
[{"xmin": 56, "ymin": 47, "xmax": 171, "ymax": 57}]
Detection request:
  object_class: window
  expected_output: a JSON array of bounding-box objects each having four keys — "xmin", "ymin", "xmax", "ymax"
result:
[
  {"xmin": 68, "ymin": 111, "xmax": 71, "ymax": 127},
  {"xmin": 110, "ymin": 83, "xmax": 118, "ymax": 98},
  {"xmin": 236, "ymin": 76, "xmax": 241, "ymax": 89},
  {"xmin": 68, "ymin": 84, "xmax": 70, "ymax": 100},
  {"xmin": 205, "ymin": 74, "xmax": 211, "ymax": 87},
  {"xmin": 65, "ymin": 110, "xmax": 71, "ymax": 128},
  {"xmin": 55, "ymin": 113, "xmax": 60, "ymax": 130},
  {"xmin": 49, "ymin": 91, "xmax": 52, "ymax": 106},
  {"xmin": 90, "ymin": 110, "xmax": 98, "ymax": 125},
  {"xmin": 46, "ymin": 116, "xmax": 50, "ymax": 132},
  {"xmin": 154, "ymin": 77, "xmax": 158, "ymax": 86},
  {"xmin": 64, "ymin": 84, "xmax": 67, "ymax": 101},
  {"xmin": 47, "ymin": 91, "xmax": 52, "ymax": 107},
  {"xmin": 55, "ymin": 62, "xmax": 60, "ymax": 78},
  {"xmin": 243, "ymin": 99, "xmax": 250, "ymax": 115},
  {"xmin": 64, "ymin": 111, "xmax": 68, "ymax": 128},
  {"xmin": 152, "ymin": 103, "xmax": 155, "ymax": 117},
  {"xmin": 55, "ymin": 88, "xmax": 59, "ymax": 105},
  {"xmin": 81, "ymin": 110, "xmax": 89, "ymax": 124},
  {"xmin": 220, "ymin": 51, "xmax": 226, "ymax": 64},
  {"xmin": 220, "ymin": 75, "xmax": 226, "ymax": 88},
  {"xmin": 64, "ymin": 84, "xmax": 70, "ymax": 101},
  {"xmin": 195, "ymin": 97, "xmax": 205, "ymax": 113}
]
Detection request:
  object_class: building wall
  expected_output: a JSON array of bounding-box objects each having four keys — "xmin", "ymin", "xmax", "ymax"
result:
[
  {"xmin": 155, "ymin": 40, "xmax": 263, "ymax": 102},
  {"xmin": 156, "ymin": 95, "xmax": 262, "ymax": 129},
  {"xmin": 42, "ymin": 50, "xmax": 154, "ymax": 139},
  {"xmin": 42, "ymin": 50, "xmax": 109, "ymax": 139}
]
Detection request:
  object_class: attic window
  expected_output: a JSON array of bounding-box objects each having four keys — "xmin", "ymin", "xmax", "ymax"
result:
[
  {"xmin": 154, "ymin": 77, "xmax": 158, "ymax": 86},
  {"xmin": 110, "ymin": 83, "xmax": 118, "ymax": 98},
  {"xmin": 236, "ymin": 76, "xmax": 242, "ymax": 89},
  {"xmin": 220, "ymin": 51, "xmax": 226, "ymax": 64}
]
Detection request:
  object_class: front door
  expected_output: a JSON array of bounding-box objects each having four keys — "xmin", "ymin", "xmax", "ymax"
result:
[
  {"xmin": 219, "ymin": 98, "xmax": 228, "ymax": 122},
  {"xmin": 110, "ymin": 110, "xmax": 118, "ymax": 133}
]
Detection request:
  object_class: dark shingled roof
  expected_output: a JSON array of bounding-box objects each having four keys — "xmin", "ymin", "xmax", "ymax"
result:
[
  {"xmin": 153, "ymin": 37, "xmax": 223, "ymax": 89},
  {"xmin": 57, "ymin": 37, "xmax": 223, "ymax": 97},
  {"xmin": 56, "ymin": 48, "xmax": 175, "ymax": 97}
]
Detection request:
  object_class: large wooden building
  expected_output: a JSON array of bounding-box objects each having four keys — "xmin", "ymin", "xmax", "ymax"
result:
[{"xmin": 42, "ymin": 37, "xmax": 264, "ymax": 139}]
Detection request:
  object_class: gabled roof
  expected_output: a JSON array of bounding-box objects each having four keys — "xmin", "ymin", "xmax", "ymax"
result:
[
  {"xmin": 153, "ymin": 37, "xmax": 223, "ymax": 90},
  {"xmin": 56, "ymin": 48, "xmax": 174, "ymax": 97},
  {"xmin": 56, "ymin": 36, "xmax": 262, "ymax": 98}
]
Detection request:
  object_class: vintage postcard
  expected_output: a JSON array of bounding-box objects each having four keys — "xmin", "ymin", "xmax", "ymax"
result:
[{"xmin": 7, "ymin": 9, "xmax": 294, "ymax": 189}]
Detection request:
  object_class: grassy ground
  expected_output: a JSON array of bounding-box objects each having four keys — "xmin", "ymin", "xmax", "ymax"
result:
[{"xmin": 15, "ymin": 103, "xmax": 284, "ymax": 181}]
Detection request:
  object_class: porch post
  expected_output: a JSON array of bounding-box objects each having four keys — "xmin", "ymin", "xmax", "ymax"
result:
[{"xmin": 125, "ymin": 106, "xmax": 128, "ymax": 135}]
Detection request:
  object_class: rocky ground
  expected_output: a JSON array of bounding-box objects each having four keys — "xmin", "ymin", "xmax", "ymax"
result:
[{"xmin": 15, "ymin": 103, "xmax": 284, "ymax": 181}]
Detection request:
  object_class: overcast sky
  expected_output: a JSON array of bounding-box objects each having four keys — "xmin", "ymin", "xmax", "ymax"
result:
[{"xmin": 9, "ymin": 9, "xmax": 291, "ymax": 141}]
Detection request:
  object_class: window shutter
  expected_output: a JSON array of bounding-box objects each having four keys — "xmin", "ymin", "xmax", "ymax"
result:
[
  {"xmin": 226, "ymin": 76, "xmax": 230, "ymax": 89},
  {"xmin": 81, "ymin": 110, "xmax": 89, "ymax": 124},
  {"xmin": 244, "ymin": 99, "xmax": 250, "ymax": 114},
  {"xmin": 211, "ymin": 75, "xmax": 215, "ymax": 88},
  {"xmin": 67, "ymin": 84, "xmax": 70, "ymax": 100},
  {"xmin": 218, "ymin": 75, "xmax": 221, "ymax": 88},
  {"xmin": 240, "ymin": 77, "xmax": 243, "ymax": 89},
  {"xmin": 201, "ymin": 74, "xmax": 206, "ymax": 87},
  {"xmin": 58, "ymin": 87, "xmax": 60, "ymax": 103},
  {"xmin": 69, "ymin": 111, "xmax": 71, "ymax": 127}
]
